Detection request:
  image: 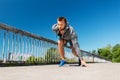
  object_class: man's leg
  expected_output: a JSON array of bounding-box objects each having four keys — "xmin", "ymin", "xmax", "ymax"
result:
[
  {"xmin": 71, "ymin": 39, "xmax": 87, "ymax": 66},
  {"xmin": 71, "ymin": 46, "xmax": 79, "ymax": 57},
  {"xmin": 58, "ymin": 39, "xmax": 65, "ymax": 60},
  {"xmin": 71, "ymin": 46, "xmax": 87, "ymax": 66},
  {"xmin": 58, "ymin": 39, "xmax": 66, "ymax": 66}
]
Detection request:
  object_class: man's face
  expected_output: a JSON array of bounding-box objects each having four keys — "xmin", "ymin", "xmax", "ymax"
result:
[{"xmin": 57, "ymin": 20, "xmax": 66, "ymax": 30}]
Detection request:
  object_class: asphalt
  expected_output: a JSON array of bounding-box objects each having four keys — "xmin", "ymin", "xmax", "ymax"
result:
[{"xmin": 0, "ymin": 63, "xmax": 120, "ymax": 80}]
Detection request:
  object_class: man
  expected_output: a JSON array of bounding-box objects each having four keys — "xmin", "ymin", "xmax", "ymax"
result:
[{"xmin": 52, "ymin": 17, "xmax": 87, "ymax": 67}]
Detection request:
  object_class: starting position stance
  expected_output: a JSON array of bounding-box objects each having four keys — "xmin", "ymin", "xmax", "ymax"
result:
[{"xmin": 52, "ymin": 17, "xmax": 87, "ymax": 67}]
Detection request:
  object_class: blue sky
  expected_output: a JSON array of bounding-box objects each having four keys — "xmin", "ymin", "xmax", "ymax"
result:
[{"xmin": 0, "ymin": 0, "xmax": 120, "ymax": 51}]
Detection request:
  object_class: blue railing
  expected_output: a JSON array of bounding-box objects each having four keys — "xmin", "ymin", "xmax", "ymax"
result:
[{"xmin": 0, "ymin": 23, "xmax": 111, "ymax": 66}]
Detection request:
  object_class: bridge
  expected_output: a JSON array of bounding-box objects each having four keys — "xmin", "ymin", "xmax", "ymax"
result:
[
  {"xmin": 0, "ymin": 23, "xmax": 118, "ymax": 80},
  {"xmin": 0, "ymin": 23, "xmax": 110, "ymax": 66}
]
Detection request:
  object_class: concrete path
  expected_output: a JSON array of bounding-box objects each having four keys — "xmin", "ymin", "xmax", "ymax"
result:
[{"xmin": 0, "ymin": 63, "xmax": 120, "ymax": 80}]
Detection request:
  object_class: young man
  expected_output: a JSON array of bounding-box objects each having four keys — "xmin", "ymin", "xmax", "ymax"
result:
[{"xmin": 52, "ymin": 17, "xmax": 87, "ymax": 67}]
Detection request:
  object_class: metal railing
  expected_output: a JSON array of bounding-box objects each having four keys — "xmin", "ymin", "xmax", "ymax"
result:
[{"xmin": 0, "ymin": 23, "xmax": 111, "ymax": 66}]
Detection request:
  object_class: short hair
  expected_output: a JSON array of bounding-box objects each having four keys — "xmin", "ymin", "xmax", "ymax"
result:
[{"xmin": 57, "ymin": 16, "xmax": 67, "ymax": 24}]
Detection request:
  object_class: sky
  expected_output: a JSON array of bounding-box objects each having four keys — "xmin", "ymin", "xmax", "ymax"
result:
[{"xmin": 0, "ymin": 0, "xmax": 120, "ymax": 51}]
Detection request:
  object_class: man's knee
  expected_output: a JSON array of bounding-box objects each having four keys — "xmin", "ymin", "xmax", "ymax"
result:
[
  {"xmin": 58, "ymin": 39, "xmax": 64, "ymax": 45},
  {"xmin": 71, "ymin": 46, "xmax": 76, "ymax": 52},
  {"xmin": 71, "ymin": 46, "xmax": 74, "ymax": 50}
]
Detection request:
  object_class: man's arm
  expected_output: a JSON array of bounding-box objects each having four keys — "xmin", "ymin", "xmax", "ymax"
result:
[{"xmin": 52, "ymin": 24, "xmax": 60, "ymax": 35}]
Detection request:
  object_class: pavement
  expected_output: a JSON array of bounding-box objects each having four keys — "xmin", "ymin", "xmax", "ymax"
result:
[{"xmin": 0, "ymin": 63, "xmax": 120, "ymax": 80}]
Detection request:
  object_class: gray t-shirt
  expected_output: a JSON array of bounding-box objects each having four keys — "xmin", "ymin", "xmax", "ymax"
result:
[{"xmin": 52, "ymin": 24, "xmax": 78, "ymax": 40}]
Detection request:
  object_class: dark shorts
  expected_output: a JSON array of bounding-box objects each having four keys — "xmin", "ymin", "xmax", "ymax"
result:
[
  {"xmin": 59, "ymin": 38, "xmax": 82, "ymax": 59},
  {"xmin": 59, "ymin": 37, "xmax": 72, "ymax": 46},
  {"xmin": 64, "ymin": 40, "xmax": 73, "ymax": 47}
]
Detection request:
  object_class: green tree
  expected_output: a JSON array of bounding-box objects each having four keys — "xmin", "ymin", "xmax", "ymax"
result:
[
  {"xmin": 98, "ymin": 44, "xmax": 112, "ymax": 60},
  {"xmin": 26, "ymin": 56, "xmax": 43, "ymax": 64},
  {"xmin": 44, "ymin": 47, "xmax": 60, "ymax": 63},
  {"xmin": 112, "ymin": 44, "xmax": 120, "ymax": 52},
  {"xmin": 26, "ymin": 56, "xmax": 36, "ymax": 63},
  {"xmin": 112, "ymin": 44, "xmax": 120, "ymax": 62}
]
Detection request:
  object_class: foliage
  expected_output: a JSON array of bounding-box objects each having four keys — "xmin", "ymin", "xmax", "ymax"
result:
[{"xmin": 97, "ymin": 44, "xmax": 120, "ymax": 62}]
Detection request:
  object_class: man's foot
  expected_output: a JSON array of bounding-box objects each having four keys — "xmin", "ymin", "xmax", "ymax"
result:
[
  {"xmin": 78, "ymin": 58, "xmax": 81, "ymax": 66},
  {"xmin": 59, "ymin": 60, "xmax": 66, "ymax": 67}
]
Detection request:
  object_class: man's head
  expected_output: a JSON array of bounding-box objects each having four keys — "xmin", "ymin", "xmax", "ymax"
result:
[{"xmin": 57, "ymin": 17, "xmax": 67, "ymax": 30}]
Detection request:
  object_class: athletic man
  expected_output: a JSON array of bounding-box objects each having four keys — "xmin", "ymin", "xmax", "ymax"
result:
[{"xmin": 52, "ymin": 17, "xmax": 87, "ymax": 67}]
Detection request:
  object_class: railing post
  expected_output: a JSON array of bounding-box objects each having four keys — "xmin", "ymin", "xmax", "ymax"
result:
[
  {"xmin": 37, "ymin": 40, "xmax": 39, "ymax": 63},
  {"xmin": 16, "ymin": 34, "xmax": 18, "ymax": 58},
  {"xmin": 93, "ymin": 54, "xmax": 94, "ymax": 63},
  {"xmin": 28, "ymin": 38, "xmax": 31, "ymax": 56},
  {"xmin": 19, "ymin": 34, "xmax": 22, "ymax": 61},
  {"xmin": 11, "ymin": 33, "xmax": 15, "ymax": 61},
  {"xmin": 32, "ymin": 38, "xmax": 34, "ymax": 62},
  {"xmin": 22, "ymin": 35, "xmax": 24, "ymax": 61},
  {"xmin": 38, "ymin": 40, "xmax": 41, "ymax": 63},
  {"xmin": 25, "ymin": 37, "xmax": 28, "ymax": 61},
  {"xmin": 2, "ymin": 31, "xmax": 6, "ymax": 63},
  {"xmin": 0, "ymin": 29, "xmax": 1, "ymax": 60},
  {"xmin": 7, "ymin": 31, "xmax": 10, "ymax": 61},
  {"xmin": 34, "ymin": 39, "xmax": 36, "ymax": 62}
]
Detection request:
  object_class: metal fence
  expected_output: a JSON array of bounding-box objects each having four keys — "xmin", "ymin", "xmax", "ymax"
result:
[{"xmin": 0, "ymin": 23, "xmax": 111, "ymax": 66}]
